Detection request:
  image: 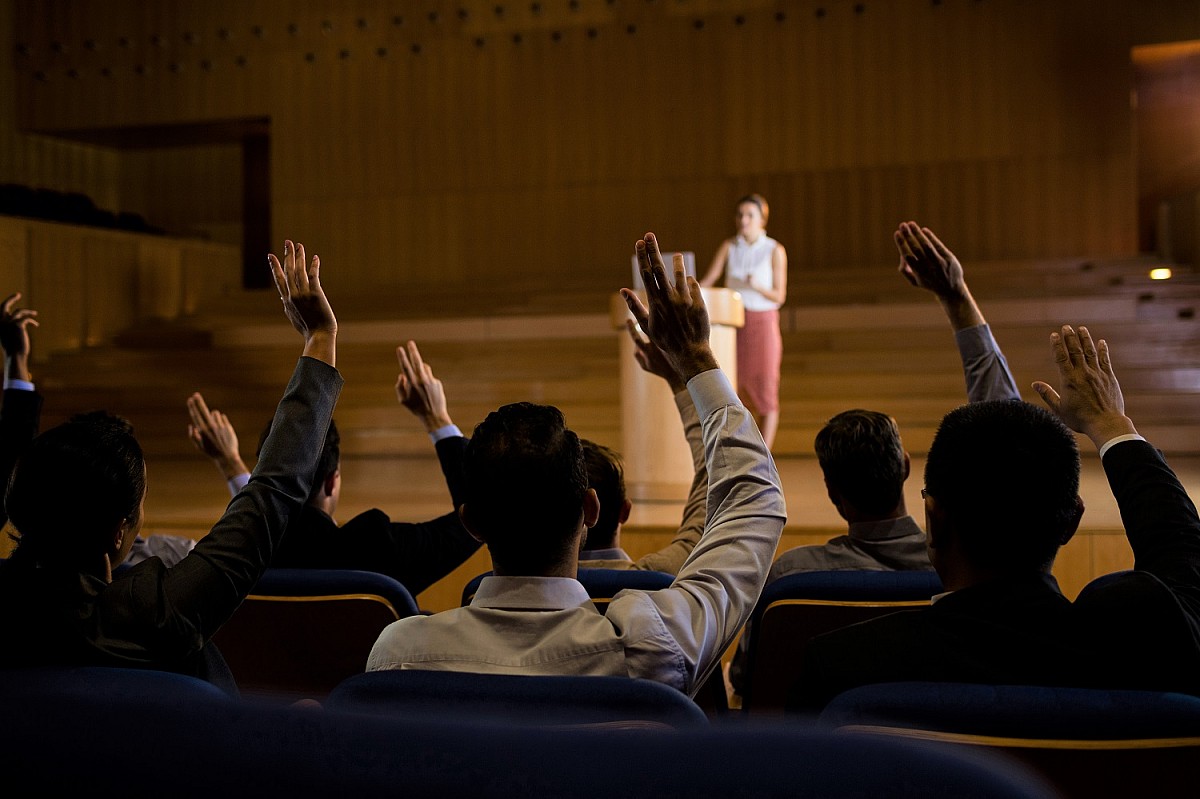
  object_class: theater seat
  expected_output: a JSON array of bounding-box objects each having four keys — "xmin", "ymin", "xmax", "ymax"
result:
[
  {"xmin": 739, "ymin": 570, "xmax": 943, "ymax": 714},
  {"xmin": 0, "ymin": 677, "xmax": 1059, "ymax": 799},
  {"xmin": 820, "ymin": 681, "xmax": 1200, "ymax": 799},
  {"xmin": 211, "ymin": 568, "xmax": 419, "ymax": 703},
  {"xmin": 328, "ymin": 670, "xmax": 709, "ymax": 730}
]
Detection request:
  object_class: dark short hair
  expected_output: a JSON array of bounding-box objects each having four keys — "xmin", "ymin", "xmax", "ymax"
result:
[
  {"xmin": 259, "ymin": 417, "xmax": 340, "ymax": 503},
  {"xmin": 7, "ymin": 411, "xmax": 145, "ymax": 564},
  {"xmin": 814, "ymin": 410, "xmax": 906, "ymax": 517},
  {"xmin": 924, "ymin": 400, "xmax": 1080, "ymax": 572},
  {"xmin": 581, "ymin": 439, "xmax": 625, "ymax": 550},
  {"xmin": 465, "ymin": 402, "xmax": 586, "ymax": 573}
]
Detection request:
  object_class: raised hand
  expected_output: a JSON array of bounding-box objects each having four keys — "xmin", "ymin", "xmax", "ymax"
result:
[
  {"xmin": 894, "ymin": 221, "xmax": 983, "ymax": 330},
  {"xmin": 0, "ymin": 292, "xmax": 38, "ymax": 381},
  {"xmin": 620, "ymin": 232, "xmax": 717, "ymax": 383},
  {"xmin": 395, "ymin": 340, "xmax": 453, "ymax": 433},
  {"xmin": 267, "ymin": 240, "xmax": 337, "ymax": 366},
  {"xmin": 895, "ymin": 222, "xmax": 966, "ymax": 298},
  {"xmin": 626, "ymin": 319, "xmax": 685, "ymax": 394},
  {"xmin": 187, "ymin": 392, "xmax": 249, "ymax": 481},
  {"xmin": 1032, "ymin": 325, "xmax": 1137, "ymax": 448}
]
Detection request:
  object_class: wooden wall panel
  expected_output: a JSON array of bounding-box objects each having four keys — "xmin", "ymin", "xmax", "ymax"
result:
[
  {"xmin": 8, "ymin": 0, "xmax": 1191, "ymax": 307},
  {"xmin": 26, "ymin": 226, "xmax": 87, "ymax": 354},
  {"xmin": 0, "ymin": 0, "xmax": 120, "ymax": 209}
]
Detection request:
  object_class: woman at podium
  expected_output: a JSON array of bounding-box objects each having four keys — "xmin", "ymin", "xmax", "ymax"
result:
[{"xmin": 700, "ymin": 194, "xmax": 787, "ymax": 449}]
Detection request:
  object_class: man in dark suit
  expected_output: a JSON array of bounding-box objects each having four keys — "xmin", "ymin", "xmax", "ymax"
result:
[
  {"xmin": 188, "ymin": 340, "xmax": 479, "ymax": 596},
  {"xmin": 789, "ymin": 324, "xmax": 1200, "ymax": 713},
  {"xmin": 0, "ymin": 239, "xmax": 343, "ymax": 684}
]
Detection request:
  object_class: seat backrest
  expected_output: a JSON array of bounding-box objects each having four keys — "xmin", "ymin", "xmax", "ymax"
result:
[
  {"xmin": 0, "ymin": 690, "xmax": 1058, "ymax": 799},
  {"xmin": 329, "ymin": 670, "xmax": 709, "ymax": 729},
  {"xmin": 821, "ymin": 681, "xmax": 1200, "ymax": 799},
  {"xmin": 211, "ymin": 568, "xmax": 419, "ymax": 702},
  {"xmin": 742, "ymin": 570, "xmax": 942, "ymax": 714},
  {"xmin": 0, "ymin": 665, "xmax": 232, "ymax": 707},
  {"xmin": 461, "ymin": 567, "xmax": 674, "ymax": 611}
]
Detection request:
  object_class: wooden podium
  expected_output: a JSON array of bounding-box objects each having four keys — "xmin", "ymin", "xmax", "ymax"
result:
[{"xmin": 609, "ymin": 288, "xmax": 744, "ymax": 501}]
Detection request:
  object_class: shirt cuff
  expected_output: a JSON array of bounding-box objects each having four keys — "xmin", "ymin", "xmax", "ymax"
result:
[
  {"xmin": 687, "ymin": 368, "xmax": 738, "ymax": 419},
  {"xmin": 3, "ymin": 378, "xmax": 34, "ymax": 392},
  {"xmin": 228, "ymin": 472, "xmax": 251, "ymax": 496},
  {"xmin": 1099, "ymin": 434, "xmax": 1146, "ymax": 460},
  {"xmin": 430, "ymin": 424, "xmax": 463, "ymax": 443}
]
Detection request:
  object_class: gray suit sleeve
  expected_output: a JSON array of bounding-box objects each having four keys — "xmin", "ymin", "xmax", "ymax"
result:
[{"xmin": 956, "ymin": 324, "xmax": 1020, "ymax": 403}]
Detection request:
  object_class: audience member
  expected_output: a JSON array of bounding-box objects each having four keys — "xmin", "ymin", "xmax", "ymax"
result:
[
  {"xmin": 0, "ymin": 291, "xmax": 199, "ymax": 569},
  {"xmin": 0, "ymin": 292, "xmax": 40, "ymax": 532},
  {"xmin": 366, "ymin": 232, "xmax": 787, "ymax": 696},
  {"xmin": 0, "ymin": 240, "xmax": 342, "ymax": 686},
  {"xmin": 788, "ymin": 324, "xmax": 1200, "ymax": 712},
  {"xmin": 188, "ymin": 341, "xmax": 479, "ymax": 596},
  {"xmin": 728, "ymin": 222, "xmax": 1020, "ymax": 695},
  {"xmin": 577, "ymin": 321, "xmax": 707, "ymax": 573}
]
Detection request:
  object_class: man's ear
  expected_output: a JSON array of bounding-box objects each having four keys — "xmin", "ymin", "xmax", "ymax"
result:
[
  {"xmin": 823, "ymin": 477, "xmax": 849, "ymax": 522},
  {"xmin": 618, "ymin": 498, "xmax": 632, "ymax": 525},
  {"xmin": 902, "ymin": 451, "xmax": 911, "ymax": 481},
  {"xmin": 458, "ymin": 504, "xmax": 486, "ymax": 544},
  {"xmin": 583, "ymin": 488, "xmax": 600, "ymax": 529},
  {"xmin": 1060, "ymin": 495, "xmax": 1085, "ymax": 547},
  {"xmin": 925, "ymin": 495, "xmax": 949, "ymax": 551},
  {"xmin": 322, "ymin": 469, "xmax": 340, "ymax": 498}
]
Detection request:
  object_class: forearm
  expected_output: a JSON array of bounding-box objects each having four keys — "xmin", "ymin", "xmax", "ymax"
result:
[
  {"xmin": 4, "ymin": 353, "xmax": 30, "ymax": 383},
  {"xmin": 956, "ymin": 324, "xmax": 1020, "ymax": 403},
  {"xmin": 1103, "ymin": 439, "xmax": 1200, "ymax": 577},
  {"xmin": 302, "ymin": 331, "xmax": 336, "ymax": 368},
  {"xmin": 0, "ymin": 387, "xmax": 41, "ymax": 528},
  {"xmin": 163, "ymin": 356, "xmax": 344, "ymax": 633},
  {"xmin": 643, "ymin": 369, "xmax": 786, "ymax": 691},
  {"xmin": 212, "ymin": 453, "xmax": 250, "ymax": 482},
  {"xmin": 937, "ymin": 286, "xmax": 985, "ymax": 332},
  {"xmin": 434, "ymin": 434, "xmax": 469, "ymax": 508}
]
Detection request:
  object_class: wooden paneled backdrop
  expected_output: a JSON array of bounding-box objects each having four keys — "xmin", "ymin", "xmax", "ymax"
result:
[
  {"xmin": 4, "ymin": 1, "xmax": 1200, "ymax": 614},
  {"xmin": 5, "ymin": 0, "xmax": 1198, "ymax": 307}
]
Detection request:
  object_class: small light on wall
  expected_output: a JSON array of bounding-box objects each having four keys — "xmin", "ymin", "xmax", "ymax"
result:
[{"xmin": 1150, "ymin": 268, "xmax": 1173, "ymax": 281}]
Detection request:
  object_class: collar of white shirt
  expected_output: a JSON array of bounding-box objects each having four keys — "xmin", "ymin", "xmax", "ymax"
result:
[{"xmin": 471, "ymin": 575, "xmax": 594, "ymax": 611}]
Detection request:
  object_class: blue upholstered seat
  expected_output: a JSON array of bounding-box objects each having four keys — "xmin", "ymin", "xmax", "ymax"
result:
[
  {"xmin": 211, "ymin": 568, "xmax": 419, "ymax": 702},
  {"xmin": 740, "ymin": 570, "xmax": 943, "ymax": 713}
]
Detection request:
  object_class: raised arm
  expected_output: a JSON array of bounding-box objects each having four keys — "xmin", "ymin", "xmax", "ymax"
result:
[
  {"xmin": 0, "ymin": 292, "xmax": 41, "ymax": 528},
  {"xmin": 396, "ymin": 339, "xmax": 467, "ymax": 507},
  {"xmin": 159, "ymin": 240, "xmax": 342, "ymax": 637},
  {"xmin": 624, "ymin": 320, "xmax": 705, "ymax": 574},
  {"xmin": 186, "ymin": 393, "xmax": 250, "ymax": 489},
  {"xmin": 896, "ymin": 221, "xmax": 1019, "ymax": 402},
  {"xmin": 1032, "ymin": 326, "xmax": 1200, "ymax": 579},
  {"xmin": 617, "ymin": 232, "xmax": 786, "ymax": 695}
]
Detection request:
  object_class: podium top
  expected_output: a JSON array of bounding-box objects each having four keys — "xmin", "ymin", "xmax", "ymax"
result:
[{"xmin": 609, "ymin": 288, "xmax": 745, "ymax": 330}]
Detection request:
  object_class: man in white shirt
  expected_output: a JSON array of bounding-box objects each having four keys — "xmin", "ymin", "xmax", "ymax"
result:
[{"xmin": 367, "ymin": 233, "xmax": 787, "ymax": 697}]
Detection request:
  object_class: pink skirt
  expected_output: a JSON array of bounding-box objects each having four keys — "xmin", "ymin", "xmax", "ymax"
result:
[{"xmin": 737, "ymin": 308, "xmax": 781, "ymax": 415}]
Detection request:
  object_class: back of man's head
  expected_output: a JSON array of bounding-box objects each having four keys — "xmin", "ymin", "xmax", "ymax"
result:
[
  {"xmin": 465, "ymin": 402, "xmax": 587, "ymax": 573},
  {"xmin": 814, "ymin": 409, "xmax": 907, "ymax": 518},
  {"xmin": 581, "ymin": 440, "xmax": 625, "ymax": 550},
  {"xmin": 924, "ymin": 400, "xmax": 1080, "ymax": 573},
  {"xmin": 7, "ymin": 411, "xmax": 145, "ymax": 565},
  {"xmin": 258, "ymin": 418, "xmax": 340, "ymax": 504}
]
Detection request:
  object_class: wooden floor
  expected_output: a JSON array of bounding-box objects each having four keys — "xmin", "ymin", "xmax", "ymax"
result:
[{"xmin": 17, "ymin": 253, "xmax": 1200, "ymax": 611}]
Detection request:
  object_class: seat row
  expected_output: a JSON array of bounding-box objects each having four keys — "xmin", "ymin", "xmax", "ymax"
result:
[{"xmin": 8, "ymin": 664, "xmax": 1200, "ymax": 799}]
